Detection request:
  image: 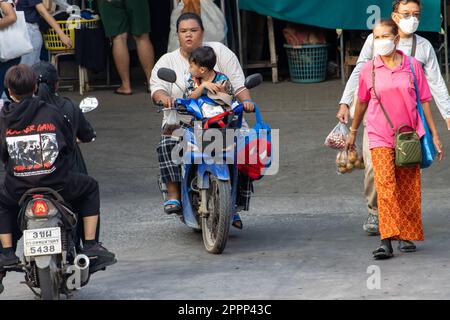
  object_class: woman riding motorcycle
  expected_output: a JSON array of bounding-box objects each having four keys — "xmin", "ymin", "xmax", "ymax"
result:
[{"xmin": 150, "ymin": 12, "xmax": 255, "ymax": 229}]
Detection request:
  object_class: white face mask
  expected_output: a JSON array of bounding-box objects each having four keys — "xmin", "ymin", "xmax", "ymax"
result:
[
  {"xmin": 398, "ymin": 16, "xmax": 419, "ymax": 34},
  {"xmin": 374, "ymin": 39, "xmax": 396, "ymax": 57}
]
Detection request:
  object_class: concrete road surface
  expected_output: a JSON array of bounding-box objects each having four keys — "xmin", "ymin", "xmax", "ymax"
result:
[{"xmin": 1, "ymin": 80, "xmax": 450, "ymax": 300}]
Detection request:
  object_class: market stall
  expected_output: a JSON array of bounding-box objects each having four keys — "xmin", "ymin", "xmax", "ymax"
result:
[{"xmin": 237, "ymin": 0, "xmax": 446, "ymax": 83}]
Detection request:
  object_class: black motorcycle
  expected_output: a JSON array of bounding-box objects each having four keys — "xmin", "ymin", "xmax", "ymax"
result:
[
  {"xmin": 6, "ymin": 187, "xmax": 90, "ymax": 300},
  {"xmin": 1, "ymin": 97, "xmax": 102, "ymax": 300}
]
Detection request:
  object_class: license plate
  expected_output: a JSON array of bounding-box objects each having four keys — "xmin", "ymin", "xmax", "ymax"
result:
[{"xmin": 24, "ymin": 227, "xmax": 62, "ymax": 257}]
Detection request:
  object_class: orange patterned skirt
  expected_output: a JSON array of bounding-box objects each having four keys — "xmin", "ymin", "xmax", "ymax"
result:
[{"xmin": 371, "ymin": 148, "xmax": 423, "ymax": 241}]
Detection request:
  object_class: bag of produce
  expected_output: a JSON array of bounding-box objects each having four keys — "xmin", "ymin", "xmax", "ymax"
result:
[
  {"xmin": 336, "ymin": 147, "xmax": 365, "ymax": 174},
  {"xmin": 325, "ymin": 122, "xmax": 349, "ymax": 150}
]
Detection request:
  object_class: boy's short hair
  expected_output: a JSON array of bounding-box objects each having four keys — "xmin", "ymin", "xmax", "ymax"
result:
[
  {"xmin": 189, "ymin": 46, "xmax": 217, "ymax": 71},
  {"xmin": 4, "ymin": 64, "xmax": 37, "ymax": 99}
]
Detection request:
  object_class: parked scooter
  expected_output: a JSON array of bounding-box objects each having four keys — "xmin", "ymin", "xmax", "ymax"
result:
[
  {"xmin": 156, "ymin": 69, "xmax": 262, "ymax": 254},
  {"xmin": 0, "ymin": 98, "xmax": 104, "ymax": 300}
]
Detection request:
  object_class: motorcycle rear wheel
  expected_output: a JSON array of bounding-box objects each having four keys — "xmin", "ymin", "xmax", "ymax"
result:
[
  {"xmin": 37, "ymin": 257, "xmax": 60, "ymax": 300},
  {"xmin": 201, "ymin": 176, "xmax": 232, "ymax": 254}
]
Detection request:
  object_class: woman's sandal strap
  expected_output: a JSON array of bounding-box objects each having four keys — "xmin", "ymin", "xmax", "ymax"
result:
[{"xmin": 164, "ymin": 199, "xmax": 181, "ymax": 206}]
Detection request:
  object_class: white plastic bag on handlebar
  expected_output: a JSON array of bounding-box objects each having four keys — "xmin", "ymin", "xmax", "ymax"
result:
[
  {"xmin": 164, "ymin": 108, "xmax": 178, "ymax": 126},
  {"xmin": 201, "ymin": 103, "xmax": 225, "ymax": 118},
  {"xmin": 167, "ymin": 0, "xmax": 228, "ymax": 52}
]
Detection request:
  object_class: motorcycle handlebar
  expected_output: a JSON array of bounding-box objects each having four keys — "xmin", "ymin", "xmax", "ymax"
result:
[
  {"xmin": 155, "ymin": 100, "xmax": 255, "ymax": 116},
  {"xmin": 155, "ymin": 100, "xmax": 190, "ymax": 115}
]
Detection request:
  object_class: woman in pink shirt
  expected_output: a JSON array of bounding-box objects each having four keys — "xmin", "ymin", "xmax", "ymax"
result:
[{"xmin": 347, "ymin": 19, "xmax": 444, "ymax": 260}]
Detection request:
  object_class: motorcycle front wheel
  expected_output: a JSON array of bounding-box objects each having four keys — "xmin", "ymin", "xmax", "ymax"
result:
[{"xmin": 201, "ymin": 176, "xmax": 232, "ymax": 254}]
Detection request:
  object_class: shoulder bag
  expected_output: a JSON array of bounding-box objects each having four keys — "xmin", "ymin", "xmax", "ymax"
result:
[
  {"xmin": 0, "ymin": 3, "xmax": 33, "ymax": 62},
  {"xmin": 371, "ymin": 59, "xmax": 422, "ymax": 167},
  {"xmin": 408, "ymin": 56, "xmax": 436, "ymax": 168}
]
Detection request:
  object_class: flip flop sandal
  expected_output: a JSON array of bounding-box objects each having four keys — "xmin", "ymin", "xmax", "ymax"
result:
[
  {"xmin": 373, "ymin": 245, "xmax": 394, "ymax": 260},
  {"xmin": 398, "ymin": 240, "xmax": 416, "ymax": 253},
  {"xmin": 114, "ymin": 88, "xmax": 133, "ymax": 96},
  {"xmin": 164, "ymin": 199, "xmax": 182, "ymax": 215},
  {"xmin": 232, "ymin": 213, "xmax": 243, "ymax": 229}
]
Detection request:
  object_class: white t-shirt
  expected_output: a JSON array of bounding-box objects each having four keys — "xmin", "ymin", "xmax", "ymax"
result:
[{"xmin": 150, "ymin": 41, "xmax": 246, "ymax": 101}]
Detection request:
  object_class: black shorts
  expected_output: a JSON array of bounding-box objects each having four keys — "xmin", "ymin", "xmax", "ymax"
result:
[{"xmin": 0, "ymin": 173, "xmax": 100, "ymax": 234}]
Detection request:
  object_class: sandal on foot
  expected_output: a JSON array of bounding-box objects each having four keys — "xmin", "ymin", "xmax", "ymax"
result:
[
  {"xmin": 232, "ymin": 213, "xmax": 243, "ymax": 229},
  {"xmin": 114, "ymin": 88, "xmax": 133, "ymax": 96},
  {"xmin": 164, "ymin": 199, "xmax": 182, "ymax": 215},
  {"xmin": 398, "ymin": 240, "xmax": 416, "ymax": 253},
  {"xmin": 372, "ymin": 245, "xmax": 393, "ymax": 260}
]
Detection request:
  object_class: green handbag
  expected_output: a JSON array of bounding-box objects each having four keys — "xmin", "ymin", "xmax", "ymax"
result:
[
  {"xmin": 372, "ymin": 61, "xmax": 422, "ymax": 167},
  {"xmin": 394, "ymin": 125, "xmax": 422, "ymax": 167}
]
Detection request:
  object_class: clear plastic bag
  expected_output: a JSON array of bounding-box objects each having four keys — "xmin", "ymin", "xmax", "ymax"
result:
[
  {"xmin": 335, "ymin": 146, "xmax": 365, "ymax": 175},
  {"xmin": 161, "ymin": 109, "xmax": 181, "ymax": 136},
  {"xmin": 325, "ymin": 122, "xmax": 349, "ymax": 149}
]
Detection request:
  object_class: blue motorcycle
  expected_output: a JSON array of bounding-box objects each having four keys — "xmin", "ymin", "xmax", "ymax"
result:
[{"xmin": 156, "ymin": 68, "xmax": 262, "ymax": 254}]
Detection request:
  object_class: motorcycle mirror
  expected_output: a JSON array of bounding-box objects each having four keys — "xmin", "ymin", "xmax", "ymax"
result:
[
  {"xmin": 244, "ymin": 73, "xmax": 263, "ymax": 90},
  {"xmin": 79, "ymin": 97, "xmax": 98, "ymax": 113},
  {"xmin": 157, "ymin": 68, "xmax": 177, "ymax": 83}
]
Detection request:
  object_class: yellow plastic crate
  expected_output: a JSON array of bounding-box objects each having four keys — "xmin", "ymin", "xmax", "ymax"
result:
[{"xmin": 43, "ymin": 18, "xmax": 100, "ymax": 52}]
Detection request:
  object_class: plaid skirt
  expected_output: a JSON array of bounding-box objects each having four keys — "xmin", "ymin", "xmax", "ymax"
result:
[{"xmin": 156, "ymin": 128, "xmax": 253, "ymax": 211}]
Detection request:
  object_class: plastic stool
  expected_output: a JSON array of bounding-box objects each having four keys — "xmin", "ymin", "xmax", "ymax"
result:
[{"xmin": 49, "ymin": 50, "xmax": 88, "ymax": 95}]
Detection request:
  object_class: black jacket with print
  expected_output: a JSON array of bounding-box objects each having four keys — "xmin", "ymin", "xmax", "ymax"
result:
[{"xmin": 0, "ymin": 97, "xmax": 75, "ymax": 198}]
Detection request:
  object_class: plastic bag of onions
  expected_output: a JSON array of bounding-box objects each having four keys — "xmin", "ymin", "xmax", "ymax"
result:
[{"xmin": 325, "ymin": 122, "xmax": 349, "ymax": 149}]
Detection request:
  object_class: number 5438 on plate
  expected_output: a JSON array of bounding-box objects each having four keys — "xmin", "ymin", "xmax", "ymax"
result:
[{"xmin": 23, "ymin": 227, "xmax": 62, "ymax": 257}]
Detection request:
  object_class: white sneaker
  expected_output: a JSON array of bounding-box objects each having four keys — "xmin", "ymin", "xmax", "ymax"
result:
[{"xmin": 363, "ymin": 213, "xmax": 379, "ymax": 235}]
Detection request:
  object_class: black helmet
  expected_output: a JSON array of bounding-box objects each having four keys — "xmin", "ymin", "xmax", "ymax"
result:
[{"xmin": 31, "ymin": 61, "xmax": 58, "ymax": 92}]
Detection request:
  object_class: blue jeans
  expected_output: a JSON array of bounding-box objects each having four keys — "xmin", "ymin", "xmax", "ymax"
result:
[
  {"xmin": 20, "ymin": 23, "xmax": 43, "ymax": 67},
  {"xmin": 0, "ymin": 58, "xmax": 21, "ymax": 99}
]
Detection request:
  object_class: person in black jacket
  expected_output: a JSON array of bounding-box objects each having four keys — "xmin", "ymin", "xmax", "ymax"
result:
[
  {"xmin": 32, "ymin": 62, "xmax": 95, "ymax": 173},
  {"xmin": 32, "ymin": 61, "xmax": 99, "ymax": 245},
  {"xmin": 0, "ymin": 65, "xmax": 115, "ymax": 271}
]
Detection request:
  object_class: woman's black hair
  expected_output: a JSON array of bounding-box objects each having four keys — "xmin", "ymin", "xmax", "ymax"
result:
[
  {"xmin": 375, "ymin": 18, "xmax": 399, "ymax": 36},
  {"xmin": 176, "ymin": 12, "xmax": 204, "ymax": 32},
  {"xmin": 31, "ymin": 61, "xmax": 59, "ymax": 107}
]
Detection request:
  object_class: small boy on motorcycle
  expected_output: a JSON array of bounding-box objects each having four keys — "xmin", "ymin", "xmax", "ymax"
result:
[
  {"xmin": 186, "ymin": 46, "xmax": 234, "ymax": 107},
  {"xmin": 0, "ymin": 65, "xmax": 115, "ymax": 273}
]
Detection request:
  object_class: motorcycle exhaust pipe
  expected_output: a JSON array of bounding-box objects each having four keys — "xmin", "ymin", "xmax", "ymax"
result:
[{"xmin": 74, "ymin": 254, "xmax": 90, "ymax": 285}]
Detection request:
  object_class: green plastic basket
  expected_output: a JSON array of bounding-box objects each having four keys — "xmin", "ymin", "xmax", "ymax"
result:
[{"xmin": 284, "ymin": 44, "xmax": 329, "ymax": 83}]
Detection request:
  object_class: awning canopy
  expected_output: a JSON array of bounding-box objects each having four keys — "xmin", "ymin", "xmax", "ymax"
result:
[{"xmin": 239, "ymin": 0, "xmax": 442, "ymax": 32}]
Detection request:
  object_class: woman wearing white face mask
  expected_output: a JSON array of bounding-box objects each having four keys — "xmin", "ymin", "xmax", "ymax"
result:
[
  {"xmin": 336, "ymin": 0, "xmax": 450, "ymax": 244},
  {"xmin": 346, "ymin": 19, "xmax": 443, "ymax": 260}
]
